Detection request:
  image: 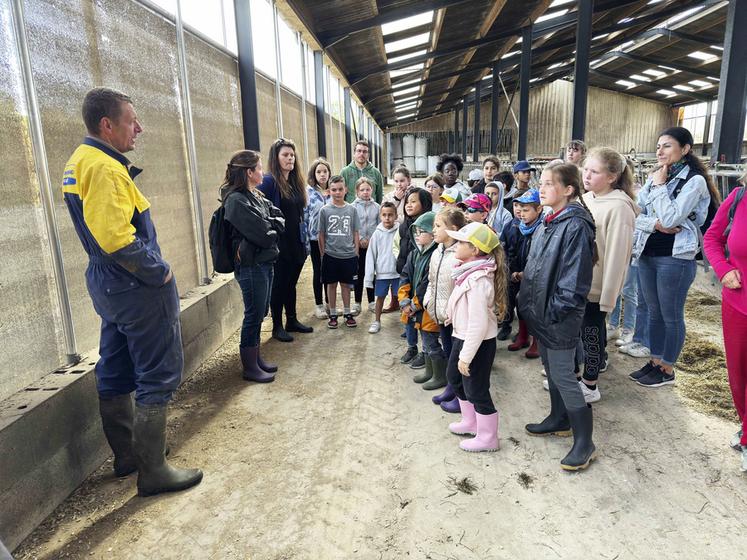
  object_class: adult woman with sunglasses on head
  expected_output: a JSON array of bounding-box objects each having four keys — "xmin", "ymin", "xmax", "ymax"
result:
[
  {"xmin": 630, "ymin": 127, "xmax": 720, "ymax": 388},
  {"xmin": 259, "ymin": 138, "xmax": 313, "ymax": 342}
]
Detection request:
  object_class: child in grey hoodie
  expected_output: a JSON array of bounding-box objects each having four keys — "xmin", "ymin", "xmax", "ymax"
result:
[
  {"xmin": 353, "ymin": 177, "xmax": 380, "ymax": 315},
  {"xmin": 364, "ymin": 202, "xmax": 400, "ymax": 333}
]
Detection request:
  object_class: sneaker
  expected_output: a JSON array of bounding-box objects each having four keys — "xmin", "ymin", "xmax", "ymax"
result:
[
  {"xmin": 606, "ymin": 324, "xmax": 619, "ymax": 340},
  {"xmin": 314, "ymin": 304, "xmax": 327, "ymax": 319},
  {"xmin": 327, "ymin": 315, "xmax": 339, "ymax": 329},
  {"xmin": 400, "ymin": 347, "xmax": 418, "ymax": 364},
  {"xmin": 410, "ymin": 352, "xmax": 426, "ymax": 369},
  {"xmin": 742, "ymin": 447, "xmax": 747, "ymax": 472},
  {"xmin": 578, "ymin": 381, "xmax": 601, "ymax": 403},
  {"xmin": 542, "ymin": 378, "xmax": 549, "ymax": 391},
  {"xmin": 629, "ymin": 361, "xmax": 655, "ymax": 381},
  {"xmin": 368, "ymin": 321, "xmax": 381, "ymax": 334},
  {"xmin": 636, "ymin": 366, "xmax": 675, "ymax": 388},
  {"xmin": 497, "ymin": 324, "xmax": 512, "ymax": 341},
  {"xmin": 368, "ymin": 301, "xmax": 376, "ymax": 313},
  {"xmin": 344, "ymin": 314, "xmax": 357, "ymax": 328},
  {"xmin": 541, "ymin": 368, "xmax": 547, "ymax": 377},
  {"xmin": 351, "ymin": 303, "xmax": 361, "ymax": 316},
  {"xmin": 615, "ymin": 328, "xmax": 633, "ymax": 347},
  {"xmin": 731, "ymin": 430, "xmax": 743, "ymax": 451},
  {"xmin": 599, "ymin": 356, "xmax": 609, "ymax": 373},
  {"xmin": 626, "ymin": 344, "xmax": 651, "ymax": 358}
]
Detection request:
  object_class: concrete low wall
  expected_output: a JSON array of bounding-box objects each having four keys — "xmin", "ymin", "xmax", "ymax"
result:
[{"xmin": 0, "ymin": 274, "xmax": 243, "ymax": 551}]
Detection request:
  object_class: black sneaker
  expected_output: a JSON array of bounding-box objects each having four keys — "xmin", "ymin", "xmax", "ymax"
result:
[
  {"xmin": 636, "ymin": 366, "xmax": 675, "ymax": 388},
  {"xmin": 497, "ymin": 324, "xmax": 512, "ymax": 341},
  {"xmin": 410, "ymin": 352, "xmax": 426, "ymax": 369},
  {"xmin": 400, "ymin": 347, "xmax": 418, "ymax": 364},
  {"xmin": 327, "ymin": 315, "xmax": 339, "ymax": 329},
  {"xmin": 629, "ymin": 361, "xmax": 655, "ymax": 381}
]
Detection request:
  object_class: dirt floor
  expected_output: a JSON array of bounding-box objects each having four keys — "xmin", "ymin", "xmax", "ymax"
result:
[{"xmin": 14, "ymin": 264, "xmax": 747, "ymax": 560}]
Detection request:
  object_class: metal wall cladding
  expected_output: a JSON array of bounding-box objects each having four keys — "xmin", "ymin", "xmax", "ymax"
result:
[
  {"xmin": 388, "ymin": 80, "xmax": 677, "ymax": 157},
  {"xmin": 0, "ymin": 1, "xmax": 66, "ymax": 401}
]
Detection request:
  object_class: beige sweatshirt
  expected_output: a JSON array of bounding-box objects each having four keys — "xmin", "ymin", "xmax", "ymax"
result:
[{"xmin": 583, "ymin": 190, "xmax": 639, "ymax": 312}]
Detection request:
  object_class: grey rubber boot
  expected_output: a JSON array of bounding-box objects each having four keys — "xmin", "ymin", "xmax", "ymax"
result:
[
  {"xmin": 133, "ymin": 403, "xmax": 203, "ymax": 497},
  {"xmin": 422, "ymin": 355, "xmax": 447, "ymax": 390},
  {"xmin": 99, "ymin": 394, "xmax": 137, "ymax": 477}
]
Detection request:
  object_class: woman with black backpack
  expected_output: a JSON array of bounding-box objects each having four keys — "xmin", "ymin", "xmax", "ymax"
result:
[
  {"xmin": 222, "ymin": 150, "xmax": 284, "ymax": 383},
  {"xmin": 630, "ymin": 127, "xmax": 721, "ymax": 389}
]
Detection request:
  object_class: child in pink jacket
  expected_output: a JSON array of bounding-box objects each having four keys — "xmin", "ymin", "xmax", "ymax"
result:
[{"xmin": 444, "ymin": 223, "xmax": 508, "ymax": 452}]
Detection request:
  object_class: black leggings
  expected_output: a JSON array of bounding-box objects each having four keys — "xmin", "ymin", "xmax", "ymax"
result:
[
  {"xmin": 271, "ymin": 257, "xmax": 306, "ymax": 327},
  {"xmin": 501, "ymin": 279, "xmax": 519, "ymax": 326},
  {"xmin": 446, "ymin": 337, "xmax": 497, "ymax": 414},
  {"xmin": 354, "ymin": 247, "xmax": 375, "ymax": 304},
  {"xmin": 309, "ymin": 240, "xmax": 326, "ymax": 306},
  {"xmin": 581, "ymin": 301, "xmax": 607, "ymax": 382}
]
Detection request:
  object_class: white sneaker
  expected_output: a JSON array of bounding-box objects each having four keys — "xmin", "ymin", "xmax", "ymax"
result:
[
  {"xmin": 314, "ymin": 304, "xmax": 327, "ymax": 319},
  {"xmin": 541, "ymin": 368, "xmax": 547, "ymax": 377},
  {"xmin": 351, "ymin": 302, "xmax": 361, "ymax": 316},
  {"xmin": 627, "ymin": 344, "xmax": 651, "ymax": 358},
  {"xmin": 578, "ymin": 380, "xmax": 601, "ymax": 403},
  {"xmin": 606, "ymin": 324, "xmax": 619, "ymax": 340},
  {"xmin": 542, "ymin": 378, "xmax": 549, "ymax": 391},
  {"xmin": 615, "ymin": 328, "xmax": 633, "ymax": 347},
  {"xmin": 741, "ymin": 447, "xmax": 747, "ymax": 472},
  {"xmin": 368, "ymin": 321, "xmax": 381, "ymax": 334},
  {"xmin": 368, "ymin": 301, "xmax": 376, "ymax": 313}
]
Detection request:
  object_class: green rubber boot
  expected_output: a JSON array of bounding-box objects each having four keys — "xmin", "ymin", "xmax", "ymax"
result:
[
  {"xmin": 413, "ymin": 353, "xmax": 433, "ymax": 383},
  {"xmin": 422, "ymin": 355, "xmax": 448, "ymax": 390}
]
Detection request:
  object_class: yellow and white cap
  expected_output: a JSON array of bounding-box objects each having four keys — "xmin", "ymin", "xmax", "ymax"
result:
[{"xmin": 446, "ymin": 222, "xmax": 500, "ymax": 254}]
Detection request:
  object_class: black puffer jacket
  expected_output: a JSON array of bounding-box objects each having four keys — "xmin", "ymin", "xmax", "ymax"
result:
[
  {"xmin": 222, "ymin": 187, "xmax": 284, "ymax": 267},
  {"xmin": 518, "ymin": 203, "xmax": 595, "ymax": 350}
]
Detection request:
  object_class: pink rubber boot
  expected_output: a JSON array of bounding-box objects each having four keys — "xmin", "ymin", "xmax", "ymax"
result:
[
  {"xmin": 460, "ymin": 412, "xmax": 500, "ymax": 452},
  {"xmin": 448, "ymin": 400, "xmax": 477, "ymax": 435}
]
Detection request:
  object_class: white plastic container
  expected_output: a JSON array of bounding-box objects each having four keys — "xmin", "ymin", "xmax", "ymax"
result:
[
  {"xmin": 415, "ymin": 156, "xmax": 427, "ymax": 173},
  {"xmin": 402, "ymin": 134, "xmax": 416, "ymax": 158},
  {"xmin": 427, "ymin": 155, "xmax": 439, "ymax": 175}
]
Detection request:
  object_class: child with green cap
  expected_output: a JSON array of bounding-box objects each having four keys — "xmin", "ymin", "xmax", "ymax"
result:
[{"xmin": 397, "ymin": 212, "xmax": 441, "ymax": 383}]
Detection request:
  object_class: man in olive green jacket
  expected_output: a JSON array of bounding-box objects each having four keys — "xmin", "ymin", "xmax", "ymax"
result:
[{"xmin": 340, "ymin": 139, "xmax": 384, "ymax": 203}]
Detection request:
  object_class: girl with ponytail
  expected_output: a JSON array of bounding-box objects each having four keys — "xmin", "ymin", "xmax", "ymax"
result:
[
  {"xmin": 630, "ymin": 127, "xmax": 717, "ymax": 388},
  {"xmin": 577, "ymin": 148, "xmax": 639, "ymax": 403}
]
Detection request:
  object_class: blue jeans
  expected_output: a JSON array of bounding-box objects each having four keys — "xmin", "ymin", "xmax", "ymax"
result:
[
  {"xmin": 405, "ymin": 319, "xmax": 419, "ymax": 348},
  {"xmin": 637, "ymin": 256, "xmax": 696, "ymax": 366},
  {"xmin": 236, "ymin": 263, "xmax": 274, "ymax": 347},
  {"xmin": 421, "ymin": 329, "xmax": 446, "ymax": 359},
  {"xmin": 440, "ymin": 324, "xmax": 453, "ymax": 358},
  {"xmin": 609, "ymin": 263, "xmax": 638, "ymax": 331},
  {"xmin": 632, "ymin": 274, "xmax": 650, "ymax": 347}
]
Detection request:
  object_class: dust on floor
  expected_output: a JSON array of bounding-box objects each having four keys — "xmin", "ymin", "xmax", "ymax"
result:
[{"xmin": 14, "ymin": 269, "xmax": 747, "ymax": 560}]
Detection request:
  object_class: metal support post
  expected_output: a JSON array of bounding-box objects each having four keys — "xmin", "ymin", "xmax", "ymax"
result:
[
  {"xmin": 272, "ymin": 0, "xmax": 284, "ymax": 137},
  {"xmin": 712, "ymin": 0, "xmax": 747, "ymax": 164},
  {"xmin": 473, "ymin": 81, "xmax": 481, "ymax": 162},
  {"xmin": 176, "ymin": 0, "xmax": 210, "ymax": 284},
  {"xmin": 344, "ymin": 87, "xmax": 353, "ymax": 163},
  {"xmin": 314, "ymin": 50, "xmax": 327, "ymax": 157},
  {"xmin": 298, "ymin": 33, "xmax": 309, "ymax": 165},
  {"xmin": 461, "ymin": 97, "xmax": 468, "ymax": 161},
  {"xmin": 490, "ymin": 62, "xmax": 500, "ymax": 154},
  {"xmin": 518, "ymin": 24, "xmax": 533, "ymax": 160},
  {"xmin": 571, "ymin": 0, "xmax": 593, "ymax": 141},
  {"xmin": 233, "ymin": 0, "xmax": 261, "ymax": 149},
  {"xmin": 10, "ymin": 0, "xmax": 80, "ymax": 364}
]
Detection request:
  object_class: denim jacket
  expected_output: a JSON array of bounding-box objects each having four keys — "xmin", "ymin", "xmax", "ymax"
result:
[
  {"xmin": 632, "ymin": 165, "xmax": 709, "ymax": 262},
  {"xmin": 303, "ymin": 185, "xmax": 329, "ymax": 244}
]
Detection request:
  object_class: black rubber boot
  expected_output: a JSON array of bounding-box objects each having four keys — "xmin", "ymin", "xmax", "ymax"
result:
[
  {"xmin": 99, "ymin": 394, "xmax": 137, "ymax": 477},
  {"xmin": 285, "ymin": 317, "xmax": 313, "ymax": 333},
  {"xmin": 561, "ymin": 404, "xmax": 597, "ymax": 471},
  {"xmin": 413, "ymin": 354, "xmax": 433, "ymax": 383},
  {"xmin": 423, "ymin": 355, "xmax": 448, "ymax": 390},
  {"xmin": 133, "ymin": 403, "xmax": 203, "ymax": 497},
  {"xmin": 257, "ymin": 345, "xmax": 278, "ymax": 373},
  {"xmin": 240, "ymin": 346, "xmax": 275, "ymax": 383},
  {"xmin": 525, "ymin": 380, "xmax": 572, "ymax": 437},
  {"xmin": 496, "ymin": 322, "xmax": 512, "ymax": 341}
]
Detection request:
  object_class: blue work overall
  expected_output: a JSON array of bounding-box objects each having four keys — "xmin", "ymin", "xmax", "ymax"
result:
[{"xmin": 62, "ymin": 138, "xmax": 182, "ymax": 405}]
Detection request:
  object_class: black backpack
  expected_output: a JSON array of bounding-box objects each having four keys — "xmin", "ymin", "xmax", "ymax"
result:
[
  {"xmin": 208, "ymin": 202, "xmax": 235, "ymax": 274},
  {"xmin": 671, "ymin": 168, "xmax": 719, "ymax": 260}
]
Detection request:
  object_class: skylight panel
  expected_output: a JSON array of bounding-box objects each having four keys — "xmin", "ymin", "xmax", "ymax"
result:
[
  {"xmin": 549, "ymin": 62, "xmax": 564, "ymax": 69},
  {"xmin": 536, "ymin": 9, "xmax": 568, "ymax": 23},
  {"xmin": 673, "ymin": 84, "xmax": 694, "ymax": 92},
  {"xmin": 381, "ymin": 12, "xmax": 433, "ymax": 36},
  {"xmin": 665, "ymin": 6, "xmax": 703, "ymax": 25},
  {"xmin": 388, "ymin": 49, "xmax": 427, "ymax": 64},
  {"xmin": 689, "ymin": 79, "xmax": 711, "ymax": 87},
  {"xmin": 550, "ymin": 0, "xmax": 574, "ymax": 7},
  {"xmin": 384, "ymin": 32, "xmax": 430, "ymax": 54},
  {"xmin": 656, "ymin": 89, "xmax": 677, "ymax": 97},
  {"xmin": 616, "ymin": 80, "xmax": 636, "ymax": 88},
  {"xmin": 393, "ymin": 86, "xmax": 420, "ymax": 96},
  {"xmin": 501, "ymin": 51, "xmax": 519, "ymax": 59},
  {"xmin": 391, "ymin": 77, "xmax": 420, "ymax": 87},
  {"xmin": 593, "ymin": 33, "xmax": 609, "ymax": 40},
  {"xmin": 688, "ymin": 50, "xmax": 719, "ymax": 62},
  {"xmin": 396, "ymin": 104, "xmax": 416, "ymax": 112},
  {"xmin": 711, "ymin": 45, "xmax": 724, "ymax": 51},
  {"xmin": 630, "ymin": 74, "xmax": 651, "ymax": 82},
  {"xmin": 642, "ymin": 68, "xmax": 666, "ymax": 77},
  {"xmin": 389, "ymin": 64, "xmax": 425, "ymax": 78},
  {"xmin": 396, "ymin": 112, "xmax": 416, "ymax": 120}
]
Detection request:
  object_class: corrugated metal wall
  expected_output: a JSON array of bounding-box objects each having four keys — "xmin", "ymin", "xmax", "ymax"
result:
[{"xmin": 389, "ymin": 80, "xmax": 677, "ymax": 157}]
